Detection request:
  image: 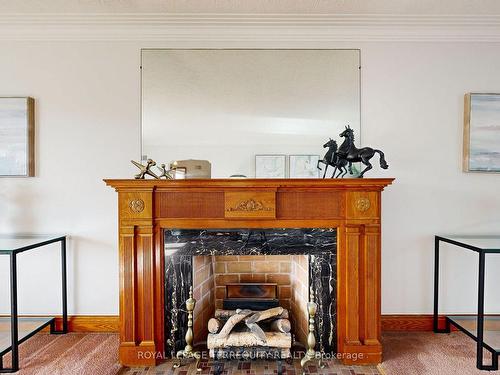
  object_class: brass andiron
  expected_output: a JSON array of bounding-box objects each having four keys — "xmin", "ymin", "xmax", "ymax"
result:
[
  {"xmin": 173, "ymin": 286, "xmax": 201, "ymax": 372},
  {"xmin": 300, "ymin": 287, "xmax": 322, "ymax": 374}
]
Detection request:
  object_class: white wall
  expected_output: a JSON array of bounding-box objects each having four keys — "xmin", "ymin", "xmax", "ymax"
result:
[
  {"xmin": 362, "ymin": 43, "xmax": 500, "ymax": 313},
  {"xmin": 1, "ymin": 40, "xmax": 500, "ymax": 315},
  {"xmin": 0, "ymin": 41, "xmax": 141, "ymax": 314}
]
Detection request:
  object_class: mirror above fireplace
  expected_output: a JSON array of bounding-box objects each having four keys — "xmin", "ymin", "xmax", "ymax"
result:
[{"xmin": 141, "ymin": 49, "xmax": 360, "ymax": 178}]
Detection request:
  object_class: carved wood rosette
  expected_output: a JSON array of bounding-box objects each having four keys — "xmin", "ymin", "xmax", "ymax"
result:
[{"xmin": 106, "ymin": 179, "xmax": 393, "ymax": 367}]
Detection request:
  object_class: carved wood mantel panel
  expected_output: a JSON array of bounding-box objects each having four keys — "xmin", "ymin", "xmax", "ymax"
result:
[
  {"xmin": 224, "ymin": 190, "xmax": 276, "ymax": 219},
  {"xmin": 105, "ymin": 178, "xmax": 394, "ymax": 367}
]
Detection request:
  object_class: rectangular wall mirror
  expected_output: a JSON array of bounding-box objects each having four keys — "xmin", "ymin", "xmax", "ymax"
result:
[{"xmin": 141, "ymin": 49, "xmax": 360, "ymax": 178}]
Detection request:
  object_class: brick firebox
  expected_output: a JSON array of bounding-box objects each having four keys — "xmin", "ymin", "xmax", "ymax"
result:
[{"xmin": 192, "ymin": 255, "xmax": 310, "ymax": 347}]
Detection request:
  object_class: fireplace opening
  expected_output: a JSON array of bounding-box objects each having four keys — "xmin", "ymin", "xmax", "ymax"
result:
[
  {"xmin": 192, "ymin": 255, "xmax": 311, "ymax": 357},
  {"xmin": 207, "ymin": 282, "xmax": 292, "ymax": 360},
  {"xmin": 164, "ymin": 228, "xmax": 336, "ymax": 357}
]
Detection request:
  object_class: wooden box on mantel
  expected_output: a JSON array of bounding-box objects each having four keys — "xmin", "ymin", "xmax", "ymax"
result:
[{"xmin": 104, "ymin": 178, "xmax": 394, "ymax": 367}]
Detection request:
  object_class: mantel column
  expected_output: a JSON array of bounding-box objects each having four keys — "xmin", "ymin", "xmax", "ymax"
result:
[
  {"xmin": 117, "ymin": 189, "xmax": 162, "ymax": 366},
  {"xmin": 338, "ymin": 191, "xmax": 382, "ymax": 364}
]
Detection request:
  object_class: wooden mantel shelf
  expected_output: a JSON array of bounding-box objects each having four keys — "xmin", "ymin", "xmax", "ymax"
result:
[
  {"xmin": 105, "ymin": 177, "xmax": 394, "ymax": 367},
  {"xmin": 105, "ymin": 178, "xmax": 394, "ymax": 190}
]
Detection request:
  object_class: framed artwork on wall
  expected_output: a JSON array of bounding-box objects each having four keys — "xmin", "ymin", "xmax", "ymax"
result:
[
  {"xmin": 255, "ymin": 155, "xmax": 286, "ymax": 178},
  {"xmin": 0, "ymin": 97, "xmax": 35, "ymax": 177},
  {"xmin": 289, "ymin": 155, "xmax": 320, "ymax": 178},
  {"xmin": 463, "ymin": 93, "xmax": 500, "ymax": 172}
]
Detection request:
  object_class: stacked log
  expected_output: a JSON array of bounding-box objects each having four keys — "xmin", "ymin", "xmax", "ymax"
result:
[
  {"xmin": 207, "ymin": 331, "xmax": 291, "ymax": 349},
  {"xmin": 214, "ymin": 308, "xmax": 289, "ymax": 320},
  {"xmin": 208, "ymin": 308, "xmax": 291, "ymax": 334},
  {"xmin": 269, "ymin": 319, "xmax": 291, "ymax": 333},
  {"xmin": 206, "ymin": 307, "xmax": 292, "ymax": 354},
  {"xmin": 217, "ymin": 309, "xmax": 253, "ymax": 339},
  {"xmin": 208, "ymin": 318, "xmax": 222, "ymax": 334}
]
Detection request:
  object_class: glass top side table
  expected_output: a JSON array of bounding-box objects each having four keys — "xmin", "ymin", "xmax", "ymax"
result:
[
  {"xmin": 0, "ymin": 235, "xmax": 68, "ymax": 373},
  {"xmin": 434, "ymin": 234, "xmax": 500, "ymax": 371}
]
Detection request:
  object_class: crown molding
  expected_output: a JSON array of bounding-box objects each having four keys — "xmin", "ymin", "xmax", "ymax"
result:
[{"xmin": 1, "ymin": 13, "xmax": 500, "ymax": 42}]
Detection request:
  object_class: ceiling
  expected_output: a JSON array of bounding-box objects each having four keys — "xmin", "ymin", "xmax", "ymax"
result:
[{"xmin": 1, "ymin": 0, "xmax": 500, "ymax": 15}]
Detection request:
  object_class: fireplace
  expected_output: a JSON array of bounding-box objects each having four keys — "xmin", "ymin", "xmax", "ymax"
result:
[
  {"xmin": 105, "ymin": 178, "xmax": 393, "ymax": 367},
  {"xmin": 164, "ymin": 228, "xmax": 336, "ymax": 356}
]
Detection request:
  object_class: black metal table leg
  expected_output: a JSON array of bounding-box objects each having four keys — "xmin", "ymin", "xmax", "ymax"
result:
[
  {"xmin": 56, "ymin": 238, "xmax": 68, "ymax": 334},
  {"xmin": 50, "ymin": 238, "xmax": 68, "ymax": 334},
  {"xmin": 433, "ymin": 237, "xmax": 449, "ymax": 334},
  {"xmin": 475, "ymin": 251, "xmax": 497, "ymax": 370},
  {"xmin": 433, "ymin": 236, "xmax": 440, "ymax": 333},
  {"xmin": 1, "ymin": 253, "xmax": 20, "ymax": 373},
  {"xmin": 10, "ymin": 253, "xmax": 19, "ymax": 372},
  {"xmin": 62, "ymin": 238, "xmax": 68, "ymax": 333},
  {"xmin": 475, "ymin": 251, "xmax": 498, "ymax": 371},
  {"xmin": 433, "ymin": 237, "xmax": 450, "ymax": 334},
  {"xmin": 477, "ymin": 251, "xmax": 485, "ymax": 369}
]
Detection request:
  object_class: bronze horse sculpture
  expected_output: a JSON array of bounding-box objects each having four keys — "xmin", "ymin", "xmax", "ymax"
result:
[
  {"xmin": 317, "ymin": 139, "xmax": 349, "ymax": 178},
  {"xmin": 337, "ymin": 125, "xmax": 388, "ymax": 178},
  {"xmin": 317, "ymin": 126, "xmax": 388, "ymax": 178}
]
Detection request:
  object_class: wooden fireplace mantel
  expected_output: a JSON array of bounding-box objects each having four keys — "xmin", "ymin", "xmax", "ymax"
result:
[{"xmin": 105, "ymin": 178, "xmax": 394, "ymax": 367}]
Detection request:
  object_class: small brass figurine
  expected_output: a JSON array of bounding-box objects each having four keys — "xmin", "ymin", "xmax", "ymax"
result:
[
  {"xmin": 300, "ymin": 287, "xmax": 322, "ymax": 375},
  {"xmin": 131, "ymin": 159, "xmax": 159, "ymax": 179},
  {"xmin": 157, "ymin": 163, "xmax": 175, "ymax": 179},
  {"xmin": 173, "ymin": 286, "xmax": 201, "ymax": 372}
]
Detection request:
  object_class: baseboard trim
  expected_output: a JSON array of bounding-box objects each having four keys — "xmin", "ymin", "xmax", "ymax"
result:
[
  {"xmin": 0, "ymin": 315, "xmax": 119, "ymax": 333},
  {"xmin": 381, "ymin": 314, "xmax": 453, "ymax": 331},
  {"xmin": 57, "ymin": 315, "xmax": 119, "ymax": 332},
  {"xmin": 62, "ymin": 314, "xmax": 448, "ymax": 333},
  {"xmin": 1, "ymin": 314, "xmax": 454, "ymax": 333}
]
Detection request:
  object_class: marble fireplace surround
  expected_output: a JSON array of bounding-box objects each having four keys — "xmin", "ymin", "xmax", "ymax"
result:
[
  {"xmin": 105, "ymin": 178, "xmax": 393, "ymax": 367},
  {"xmin": 164, "ymin": 228, "xmax": 337, "ymax": 356}
]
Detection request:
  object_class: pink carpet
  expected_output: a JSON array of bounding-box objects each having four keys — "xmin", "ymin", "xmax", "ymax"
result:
[
  {"xmin": 3, "ymin": 332, "xmax": 499, "ymax": 374},
  {"xmin": 380, "ymin": 332, "xmax": 500, "ymax": 375},
  {"xmin": 2, "ymin": 333, "xmax": 121, "ymax": 375}
]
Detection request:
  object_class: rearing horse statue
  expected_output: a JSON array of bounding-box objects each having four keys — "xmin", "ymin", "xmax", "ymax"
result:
[{"xmin": 337, "ymin": 125, "xmax": 388, "ymax": 178}]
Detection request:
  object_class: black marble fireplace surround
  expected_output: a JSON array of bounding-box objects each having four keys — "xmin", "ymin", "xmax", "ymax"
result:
[{"xmin": 164, "ymin": 228, "xmax": 337, "ymax": 356}]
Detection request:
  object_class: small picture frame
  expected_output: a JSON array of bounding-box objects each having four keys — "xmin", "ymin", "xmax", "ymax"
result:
[
  {"xmin": 463, "ymin": 93, "xmax": 500, "ymax": 172},
  {"xmin": 0, "ymin": 97, "xmax": 35, "ymax": 177},
  {"xmin": 255, "ymin": 155, "xmax": 286, "ymax": 178},
  {"xmin": 289, "ymin": 155, "xmax": 320, "ymax": 178}
]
